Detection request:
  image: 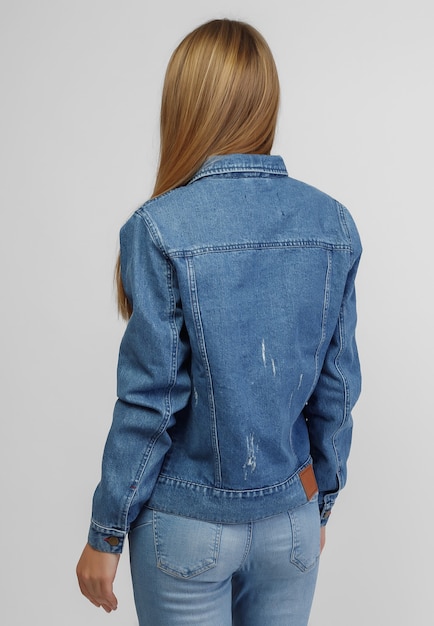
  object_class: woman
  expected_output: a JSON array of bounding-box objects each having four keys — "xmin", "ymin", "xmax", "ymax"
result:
[{"xmin": 77, "ymin": 18, "xmax": 361, "ymax": 626}]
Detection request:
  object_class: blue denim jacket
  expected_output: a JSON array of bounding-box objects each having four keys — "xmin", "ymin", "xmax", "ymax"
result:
[{"xmin": 89, "ymin": 154, "xmax": 361, "ymax": 553}]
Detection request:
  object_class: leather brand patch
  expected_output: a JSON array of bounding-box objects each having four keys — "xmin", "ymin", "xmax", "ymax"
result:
[{"xmin": 299, "ymin": 465, "xmax": 318, "ymax": 500}]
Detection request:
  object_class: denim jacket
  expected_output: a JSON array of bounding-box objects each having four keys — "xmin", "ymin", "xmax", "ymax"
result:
[{"xmin": 88, "ymin": 154, "xmax": 361, "ymax": 553}]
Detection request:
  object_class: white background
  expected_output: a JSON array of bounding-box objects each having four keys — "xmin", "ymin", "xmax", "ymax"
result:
[{"xmin": 1, "ymin": 1, "xmax": 433, "ymax": 624}]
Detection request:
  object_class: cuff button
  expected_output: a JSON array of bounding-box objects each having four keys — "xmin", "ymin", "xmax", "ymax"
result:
[{"xmin": 104, "ymin": 536, "xmax": 120, "ymax": 547}]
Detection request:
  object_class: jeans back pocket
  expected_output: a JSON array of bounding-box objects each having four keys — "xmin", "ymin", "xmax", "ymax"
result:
[
  {"xmin": 153, "ymin": 511, "xmax": 222, "ymax": 579},
  {"xmin": 288, "ymin": 498, "xmax": 321, "ymax": 572}
]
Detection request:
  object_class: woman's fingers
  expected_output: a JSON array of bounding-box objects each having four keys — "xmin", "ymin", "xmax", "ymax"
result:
[{"xmin": 320, "ymin": 526, "xmax": 326, "ymax": 553}]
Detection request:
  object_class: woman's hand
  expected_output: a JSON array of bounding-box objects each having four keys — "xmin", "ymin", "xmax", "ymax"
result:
[
  {"xmin": 76, "ymin": 543, "xmax": 120, "ymax": 613},
  {"xmin": 320, "ymin": 526, "xmax": 326, "ymax": 553}
]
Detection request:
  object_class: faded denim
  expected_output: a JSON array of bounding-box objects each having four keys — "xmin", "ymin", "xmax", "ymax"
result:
[
  {"xmin": 129, "ymin": 499, "xmax": 320, "ymax": 626},
  {"xmin": 88, "ymin": 154, "xmax": 361, "ymax": 553}
]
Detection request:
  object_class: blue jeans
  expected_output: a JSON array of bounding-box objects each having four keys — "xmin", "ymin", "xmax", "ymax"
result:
[{"xmin": 129, "ymin": 497, "xmax": 320, "ymax": 625}]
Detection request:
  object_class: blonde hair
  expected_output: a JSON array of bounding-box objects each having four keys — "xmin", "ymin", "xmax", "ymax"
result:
[{"xmin": 116, "ymin": 19, "xmax": 280, "ymax": 319}]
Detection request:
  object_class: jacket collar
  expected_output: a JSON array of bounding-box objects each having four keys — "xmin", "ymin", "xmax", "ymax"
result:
[{"xmin": 189, "ymin": 154, "xmax": 288, "ymax": 184}]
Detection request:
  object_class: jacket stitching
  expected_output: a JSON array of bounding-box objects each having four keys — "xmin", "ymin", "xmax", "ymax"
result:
[
  {"xmin": 186, "ymin": 257, "xmax": 222, "ymax": 487},
  {"xmin": 168, "ymin": 240, "xmax": 351, "ymax": 258}
]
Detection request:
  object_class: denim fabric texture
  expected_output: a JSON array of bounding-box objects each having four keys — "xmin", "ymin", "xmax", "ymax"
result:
[
  {"xmin": 129, "ymin": 502, "xmax": 320, "ymax": 626},
  {"xmin": 88, "ymin": 154, "xmax": 361, "ymax": 553}
]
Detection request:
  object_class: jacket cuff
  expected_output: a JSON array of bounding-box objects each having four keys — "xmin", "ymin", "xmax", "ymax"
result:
[
  {"xmin": 318, "ymin": 492, "xmax": 336, "ymax": 526},
  {"xmin": 88, "ymin": 520, "xmax": 126, "ymax": 554}
]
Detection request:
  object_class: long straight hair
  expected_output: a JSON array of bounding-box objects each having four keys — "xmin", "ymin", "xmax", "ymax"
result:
[{"xmin": 116, "ymin": 19, "xmax": 280, "ymax": 319}]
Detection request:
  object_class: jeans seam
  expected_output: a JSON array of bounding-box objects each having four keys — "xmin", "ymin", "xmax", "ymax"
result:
[{"xmin": 235, "ymin": 522, "xmax": 253, "ymax": 572}]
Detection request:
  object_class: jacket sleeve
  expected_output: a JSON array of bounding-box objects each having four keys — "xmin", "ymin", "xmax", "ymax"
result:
[
  {"xmin": 88, "ymin": 210, "xmax": 191, "ymax": 553},
  {"xmin": 305, "ymin": 213, "xmax": 362, "ymax": 526}
]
